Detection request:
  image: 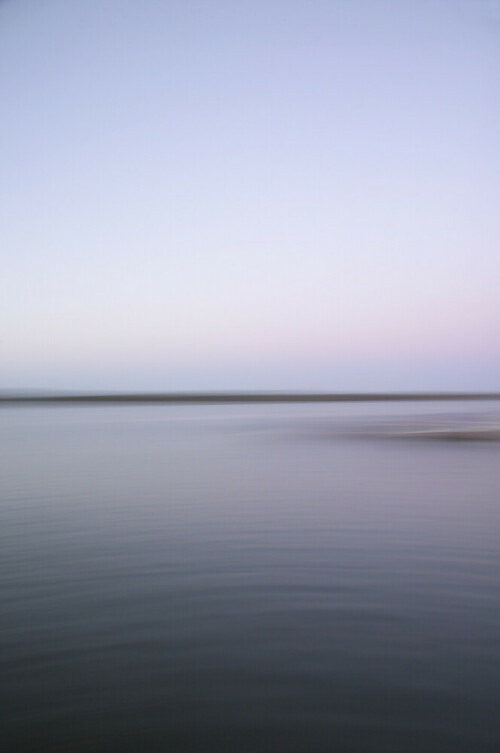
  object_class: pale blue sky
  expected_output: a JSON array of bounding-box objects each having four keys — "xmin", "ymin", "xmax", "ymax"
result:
[{"xmin": 1, "ymin": 0, "xmax": 499, "ymax": 390}]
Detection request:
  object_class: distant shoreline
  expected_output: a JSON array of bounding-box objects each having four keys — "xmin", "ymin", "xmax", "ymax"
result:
[{"xmin": 1, "ymin": 392, "xmax": 500, "ymax": 405}]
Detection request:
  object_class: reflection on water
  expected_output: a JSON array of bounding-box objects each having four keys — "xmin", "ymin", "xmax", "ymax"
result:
[
  {"xmin": 1, "ymin": 402, "xmax": 500, "ymax": 752},
  {"xmin": 318, "ymin": 411, "xmax": 500, "ymax": 441}
]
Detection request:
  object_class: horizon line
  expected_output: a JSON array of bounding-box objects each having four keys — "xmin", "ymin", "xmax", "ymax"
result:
[{"xmin": 1, "ymin": 391, "xmax": 500, "ymax": 404}]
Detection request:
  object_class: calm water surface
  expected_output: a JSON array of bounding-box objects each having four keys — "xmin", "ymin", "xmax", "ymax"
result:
[{"xmin": 1, "ymin": 403, "xmax": 500, "ymax": 752}]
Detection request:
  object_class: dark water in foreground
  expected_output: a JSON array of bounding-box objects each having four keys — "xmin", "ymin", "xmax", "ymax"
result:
[{"xmin": 2, "ymin": 403, "xmax": 500, "ymax": 752}]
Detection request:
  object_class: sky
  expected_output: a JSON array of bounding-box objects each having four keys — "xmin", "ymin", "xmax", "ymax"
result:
[{"xmin": 1, "ymin": 0, "xmax": 499, "ymax": 392}]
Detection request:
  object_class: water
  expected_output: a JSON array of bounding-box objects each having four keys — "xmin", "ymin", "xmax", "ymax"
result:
[{"xmin": 2, "ymin": 402, "xmax": 500, "ymax": 752}]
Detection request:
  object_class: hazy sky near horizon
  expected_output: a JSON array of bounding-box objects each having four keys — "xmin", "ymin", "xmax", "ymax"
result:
[{"xmin": 1, "ymin": 0, "xmax": 499, "ymax": 391}]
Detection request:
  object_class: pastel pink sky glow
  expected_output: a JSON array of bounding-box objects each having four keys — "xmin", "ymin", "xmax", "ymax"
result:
[{"xmin": 1, "ymin": 0, "xmax": 499, "ymax": 391}]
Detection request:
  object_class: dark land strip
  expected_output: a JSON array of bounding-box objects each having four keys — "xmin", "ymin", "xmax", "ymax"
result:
[{"xmin": 1, "ymin": 392, "xmax": 500, "ymax": 405}]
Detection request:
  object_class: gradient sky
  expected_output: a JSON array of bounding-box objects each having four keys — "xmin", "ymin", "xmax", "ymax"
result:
[{"xmin": 1, "ymin": 0, "xmax": 499, "ymax": 391}]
